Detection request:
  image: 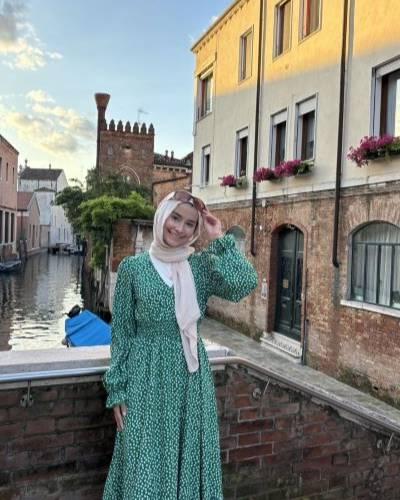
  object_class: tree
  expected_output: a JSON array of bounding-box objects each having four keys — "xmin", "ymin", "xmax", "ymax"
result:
[{"xmin": 56, "ymin": 169, "xmax": 154, "ymax": 268}]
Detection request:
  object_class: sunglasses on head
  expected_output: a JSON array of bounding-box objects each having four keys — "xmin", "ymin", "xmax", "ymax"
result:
[{"xmin": 173, "ymin": 190, "xmax": 206, "ymax": 212}]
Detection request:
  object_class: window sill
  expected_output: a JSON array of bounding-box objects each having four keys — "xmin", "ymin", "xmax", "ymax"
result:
[
  {"xmin": 340, "ymin": 299, "xmax": 400, "ymax": 319},
  {"xmin": 196, "ymin": 112, "xmax": 212, "ymax": 123},
  {"xmin": 298, "ymin": 25, "xmax": 322, "ymax": 44}
]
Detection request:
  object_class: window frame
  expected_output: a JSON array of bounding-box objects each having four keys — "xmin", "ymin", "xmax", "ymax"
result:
[
  {"xmin": 299, "ymin": 0, "xmax": 322, "ymax": 41},
  {"xmin": 274, "ymin": 0, "xmax": 293, "ymax": 58},
  {"xmin": 270, "ymin": 109, "xmax": 288, "ymax": 168},
  {"xmin": 197, "ymin": 68, "xmax": 213, "ymax": 120},
  {"xmin": 235, "ymin": 127, "xmax": 249, "ymax": 178},
  {"xmin": 294, "ymin": 95, "xmax": 317, "ymax": 161},
  {"xmin": 349, "ymin": 222, "xmax": 400, "ymax": 310},
  {"xmin": 201, "ymin": 144, "xmax": 211, "ymax": 187},
  {"xmin": 371, "ymin": 57, "xmax": 400, "ymax": 137},
  {"xmin": 239, "ymin": 27, "xmax": 254, "ymax": 82}
]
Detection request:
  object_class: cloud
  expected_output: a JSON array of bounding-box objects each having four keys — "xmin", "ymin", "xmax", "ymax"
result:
[
  {"xmin": 26, "ymin": 89, "xmax": 54, "ymax": 103},
  {"xmin": 2, "ymin": 92, "xmax": 95, "ymax": 156},
  {"xmin": 0, "ymin": 0, "xmax": 63, "ymax": 70}
]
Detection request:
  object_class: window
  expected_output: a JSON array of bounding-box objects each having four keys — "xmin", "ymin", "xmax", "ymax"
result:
[
  {"xmin": 271, "ymin": 110, "xmax": 287, "ymax": 167},
  {"xmin": 0, "ymin": 210, "xmax": 3, "ymax": 243},
  {"xmin": 351, "ymin": 222, "xmax": 400, "ymax": 309},
  {"xmin": 235, "ymin": 128, "xmax": 249, "ymax": 177},
  {"xmin": 239, "ymin": 29, "xmax": 253, "ymax": 81},
  {"xmin": 300, "ymin": 0, "xmax": 321, "ymax": 39},
  {"xmin": 275, "ymin": 0, "xmax": 292, "ymax": 56},
  {"xmin": 6, "ymin": 163, "xmax": 8, "ymax": 182},
  {"xmin": 4, "ymin": 212, "xmax": 9, "ymax": 243},
  {"xmin": 12, "ymin": 167, "xmax": 15, "ymax": 185},
  {"xmin": 10, "ymin": 213, "xmax": 14, "ymax": 243},
  {"xmin": 295, "ymin": 96, "xmax": 316, "ymax": 160},
  {"xmin": 201, "ymin": 145, "xmax": 211, "ymax": 186},
  {"xmin": 372, "ymin": 59, "xmax": 400, "ymax": 136},
  {"xmin": 198, "ymin": 71, "xmax": 213, "ymax": 119}
]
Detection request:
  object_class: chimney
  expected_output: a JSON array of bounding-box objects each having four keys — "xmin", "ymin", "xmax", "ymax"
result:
[
  {"xmin": 94, "ymin": 93, "xmax": 111, "ymax": 171},
  {"xmin": 24, "ymin": 159, "xmax": 28, "ymax": 168},
  {"xmin": 171, "ymin": 150, "xmax": 174, "ymax": 159},
  {"xmin": 49, "ymin": 163, "xmax": 52, "ymax": 169},
  {"xmin": 165, "ymin": 150, "xmax": 168, "ymax": 158}
]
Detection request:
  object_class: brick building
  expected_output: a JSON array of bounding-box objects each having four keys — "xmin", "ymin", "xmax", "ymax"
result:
[
  {"xmin": 0, "ymin": 134, "xmax": 18, "ymax": 261},
  {"xmin": 191, "ymin": 0, "xmax": 400, "ymax": 402},
  {"xmin": 94, "ymin": 93, "xmax": 192, "ymax": 201}
]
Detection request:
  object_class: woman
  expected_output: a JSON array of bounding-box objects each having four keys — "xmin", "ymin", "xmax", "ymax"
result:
[{"xmin": 103, "ymin": 190, "xmax": 258, "ymax": 499}]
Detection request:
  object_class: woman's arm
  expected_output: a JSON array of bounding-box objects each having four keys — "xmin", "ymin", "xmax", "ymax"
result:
[
  {"xmin": 200, "ymin": 210, "xmax": 258, "ymax": 301},
  {"xmin": 103, "ymin": 257, "xmax": 136, "ymax": 410}
]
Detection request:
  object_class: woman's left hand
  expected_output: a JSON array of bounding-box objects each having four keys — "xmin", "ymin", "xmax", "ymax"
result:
[{"xmin": 202, "ymin": 209, "xmax": 223, "ymax": 241}]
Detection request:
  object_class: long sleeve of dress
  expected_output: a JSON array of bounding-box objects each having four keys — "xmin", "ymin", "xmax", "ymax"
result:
[
  {"xmin": 103, "ymin": 257, "xmax": 136, "ymax": 408},
  {"xmin": 202, "ymin": 234, "xmax": 258, "ymax": 302}
]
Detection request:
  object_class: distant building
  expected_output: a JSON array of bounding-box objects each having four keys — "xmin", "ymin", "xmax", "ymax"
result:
[
  {"xmin": 16, "ymin": 192, "xmax": 41, "ymax": 255},
  {"xmin": 18, "ymin": 164, "xmax": 68, "ymax": 193},
  {"xmin": 0, "ymin": 134, "xmax": 18, "ymax": 261},
  {"xmin": 18, "ymin": 164, "xmax": 74, "ymax": 250},
  {"xmin": 94, "ymin": 93, "xmax": 192, "ymax": 203}
]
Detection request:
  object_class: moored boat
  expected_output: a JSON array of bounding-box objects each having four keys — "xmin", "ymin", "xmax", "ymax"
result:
[{"xmin": 0, "ymin": 260, "xmax": 22, "ymax": 272}]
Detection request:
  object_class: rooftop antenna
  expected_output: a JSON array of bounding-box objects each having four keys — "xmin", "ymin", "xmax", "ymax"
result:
[{"xmin": 137, "ymin": 107, "xmax": 149, "ymax": 126}]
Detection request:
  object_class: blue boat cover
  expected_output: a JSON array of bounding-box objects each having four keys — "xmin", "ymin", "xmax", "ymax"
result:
[{"xmin": 65, "ymin": 310, "xmax": 111, "ymax": 346}]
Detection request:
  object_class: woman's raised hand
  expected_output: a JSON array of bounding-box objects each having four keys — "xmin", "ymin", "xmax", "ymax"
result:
[
  {"xmin": 202, "ymin": 209, "xmax": 223, "ymax": 241},
  {"xmin": 113, "ymin": 403, "xmax": 127, "ymax": 431}
]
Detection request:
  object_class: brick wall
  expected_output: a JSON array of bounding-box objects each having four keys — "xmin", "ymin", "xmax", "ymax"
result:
[
  {"xmin": 205, "ymin": 183, "xmax": 400, "ymax": 401},
  {"xmin": 153, "ymin": 173, "xmax": 192, "ymax": 207},
  {"xmin": 99, "ymin": 126, "xmax": 154, "ymax": 189},
  {"xmin": 1, "ymin": 367, "xmax": 400, "ymax": 499}
]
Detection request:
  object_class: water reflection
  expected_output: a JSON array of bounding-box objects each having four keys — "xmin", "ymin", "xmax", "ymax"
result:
[{"xmin": 0, "ymin": 253, "xmax": 84, "ymax": 351}]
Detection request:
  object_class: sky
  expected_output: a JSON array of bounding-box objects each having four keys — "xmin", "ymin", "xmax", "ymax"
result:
[{"xmin": 0, "ymin": 0, "xmax": 232, "ymax": 182}]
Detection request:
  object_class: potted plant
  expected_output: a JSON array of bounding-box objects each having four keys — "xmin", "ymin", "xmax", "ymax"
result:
[
  {"xmin": 347, "ymin": 135, "xmax": 400, "ymax": 167},
  {"xmin": 254, "ymin": 160, "xmax": 313, "ymax": 183},
  {"xmin": 220, "ymin": 174, "xmax": 248, "ymax": 189}
]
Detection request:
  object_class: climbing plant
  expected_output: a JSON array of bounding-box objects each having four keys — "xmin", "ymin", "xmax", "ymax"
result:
[
  {"xmin": 56, "ymin": 169, "xmax": 154, "ymax": 268},
  {"xmin": 79, "ymin": 192, "xmax": 154, "ymax": 268}
]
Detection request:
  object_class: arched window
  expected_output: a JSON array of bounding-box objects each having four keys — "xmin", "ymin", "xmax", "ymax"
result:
[
  {"xmin": 226, "ymin": 226, "xmax": 246, "ymax": 254},
  {"xmin": 351, "ymin": 222, "xmax": 400, "ymax": 309}
]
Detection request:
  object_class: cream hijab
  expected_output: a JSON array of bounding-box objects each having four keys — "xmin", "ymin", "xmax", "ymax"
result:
[{"xmin": 149, "ymin": 192, "xmax": 203, "ymax": 373}]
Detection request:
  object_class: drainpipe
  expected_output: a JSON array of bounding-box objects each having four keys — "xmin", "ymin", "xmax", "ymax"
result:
[
  {"xmin": 332, "ymin": 0, "xmax": 349, "ymax": 267},
  {"xmin": 250, "ymin": 0, "xmax": 265, "ymax": 257}
]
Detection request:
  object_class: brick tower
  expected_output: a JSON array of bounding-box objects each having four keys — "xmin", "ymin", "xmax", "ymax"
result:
[{"xmin": 94, "ymin": 93, "xmax": 155, "ymax": 189}]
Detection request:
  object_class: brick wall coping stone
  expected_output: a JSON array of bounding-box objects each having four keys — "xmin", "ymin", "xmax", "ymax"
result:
[
  {"xmin": 200, "ymin": 318, "xmax": 400, "ymax": 437},
  {"xmin": 0, "ymin": 341, "xmax": 230, "ymax": 380}
]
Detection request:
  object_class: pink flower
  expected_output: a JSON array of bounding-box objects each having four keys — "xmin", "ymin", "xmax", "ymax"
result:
[
  {"xmin": 220, "ymin": 174, "xmax": 237, "ymax": 187},
  {"xmin": 347, "ymin": 135, "xmax": 398, "ymax": 167}
]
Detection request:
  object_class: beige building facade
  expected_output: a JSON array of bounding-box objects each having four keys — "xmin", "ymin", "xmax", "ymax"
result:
[{"xmin": 192, "ymin": 0, "xmax": 400, "ymax": 401}]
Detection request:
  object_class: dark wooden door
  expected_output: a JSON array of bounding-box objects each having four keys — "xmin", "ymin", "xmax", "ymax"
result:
[{"xmin": 275, "ymin": 228, "xmax": 304, "ymax": 340}]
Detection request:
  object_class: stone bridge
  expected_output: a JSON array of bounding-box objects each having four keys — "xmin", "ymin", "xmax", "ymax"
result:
[{"xmin": 1, "ymin": 319, "xmax": 400, "ymax": 499}]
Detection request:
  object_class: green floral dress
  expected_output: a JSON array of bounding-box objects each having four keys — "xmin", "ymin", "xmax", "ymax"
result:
[{"xmin": 103, "ymin": 234, "xmax": 258, "ymax": 500}]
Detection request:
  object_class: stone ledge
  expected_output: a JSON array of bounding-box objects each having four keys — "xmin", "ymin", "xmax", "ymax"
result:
[{"xmin": 0, "ymin": 341, "xmax": 230, "ymax": 376}]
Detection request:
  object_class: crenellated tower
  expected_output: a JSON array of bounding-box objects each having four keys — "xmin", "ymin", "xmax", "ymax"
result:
[{"xmin": 94, "ymin": 93, "xmax": 155, "ymax": 188}]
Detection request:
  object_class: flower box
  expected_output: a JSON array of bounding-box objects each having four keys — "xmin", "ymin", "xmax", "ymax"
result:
[
  {"xmin": 348, "ymin": 135, "xmax": 400, "ymax": 167},
  {"xmin": 254, "ymin": 160, "xmax": 313, "ymax": 183},
  {"xmin": 220, "ymin": 175, "xmax": 248, "ymax": 189}
]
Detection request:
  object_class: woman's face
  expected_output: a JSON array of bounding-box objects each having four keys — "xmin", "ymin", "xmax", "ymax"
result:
[{"xmin": 163, "ymin": 203, "xmax": 199, "ymax": 247}]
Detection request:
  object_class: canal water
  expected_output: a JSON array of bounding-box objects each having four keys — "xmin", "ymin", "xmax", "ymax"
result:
[{"xmin": 0, "ymin": 252, "xmax": 85, "ymax": 351}]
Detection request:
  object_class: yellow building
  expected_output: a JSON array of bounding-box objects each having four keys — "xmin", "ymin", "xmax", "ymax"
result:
[{"xmin": 192, "ymin": 0, "xmax": 400, "ymax": 402}]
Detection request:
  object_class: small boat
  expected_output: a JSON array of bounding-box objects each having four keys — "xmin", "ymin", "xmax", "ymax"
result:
[
  {"xmin": 0, "ymin": 260, "xmax": 22, "ymax": 272},
  {"xmin": 64, "ymin": 305, "xmax": 111, "ymax": 347}
]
